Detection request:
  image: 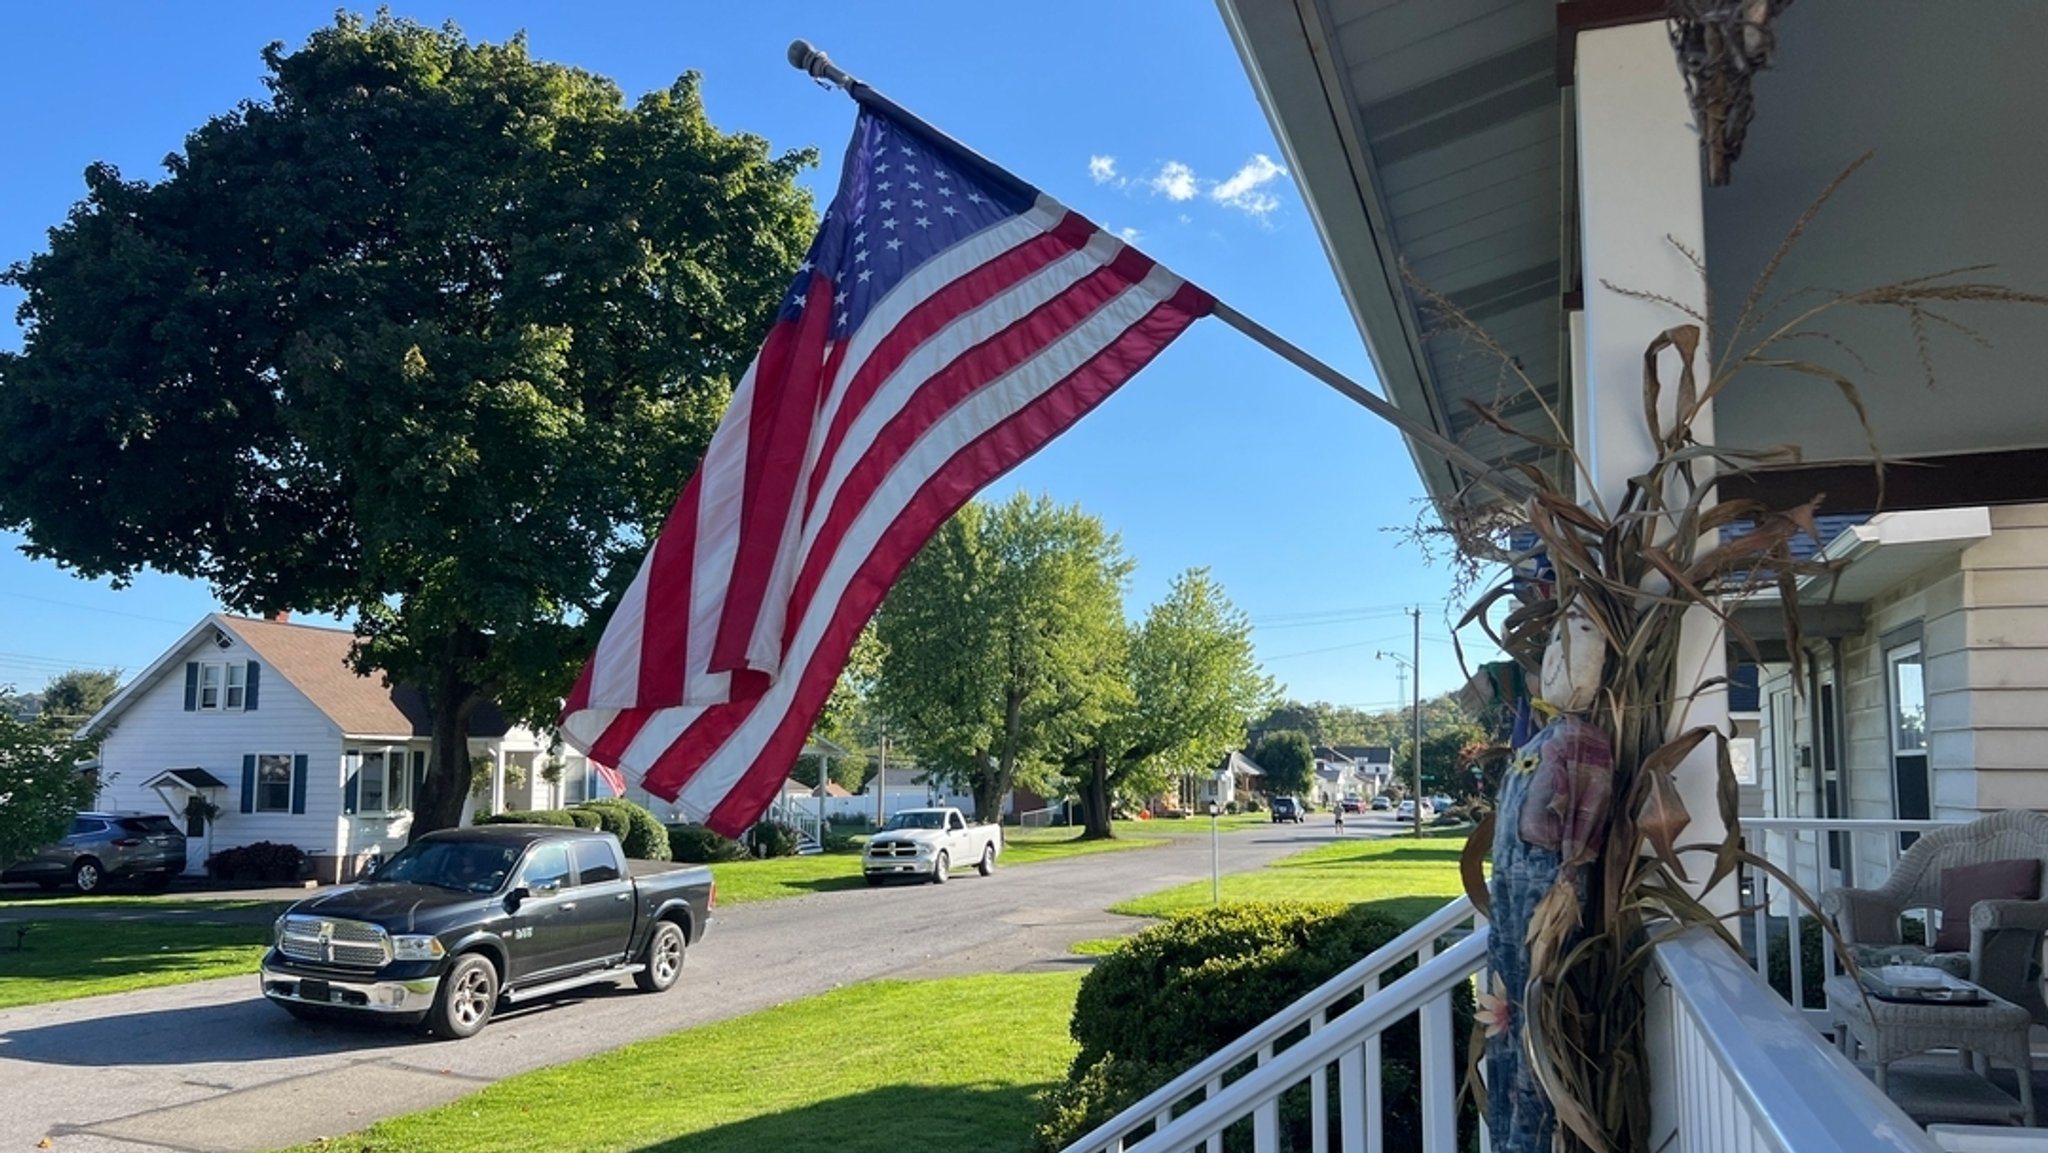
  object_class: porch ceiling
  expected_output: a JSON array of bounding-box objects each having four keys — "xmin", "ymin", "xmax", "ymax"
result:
[{"xmin": 1218, "ymin": 0, "xmax": 1564, "ymax": 507}]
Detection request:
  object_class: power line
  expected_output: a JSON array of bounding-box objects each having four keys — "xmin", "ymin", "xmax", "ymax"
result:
[{"xmin": 0, "ymin": 590, "xmax": 191, "ymax": 626}]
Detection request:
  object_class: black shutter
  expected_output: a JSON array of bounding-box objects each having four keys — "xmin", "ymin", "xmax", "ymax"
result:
[
  {"xmin": 290, "ymin": 754, "xmax": 308, "ymax": 814},
  {"xmin": 184, "ymin": 663, "xmax": 199, "ymax": 711},
  {"xmin": 343, "ymin": 768, "xmax": 359, "ymax": 815},
  {"xmin": 240, "ymin": 754, "xmax": 256, "ymax": 813},
  {"xmin": 411, "ymin": 750, "xmax": 427, "ymax": 809},
  {"xmin": 244, "ymin": 662, "xmax": 261, "ymax": 711}
]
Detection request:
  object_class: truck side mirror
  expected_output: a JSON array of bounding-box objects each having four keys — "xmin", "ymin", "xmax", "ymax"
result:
[{"xmin": 506, "ymin": 886, "xmax": 530, "ymax": 912}]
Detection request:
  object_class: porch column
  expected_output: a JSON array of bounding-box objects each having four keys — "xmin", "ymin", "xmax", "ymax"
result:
[
  {"xmin": 1574, "ymin": 20, "xmax": 1732, "ymax": 914},
  {"xmin": 490, "ymin": 746, "xmax": 506, "ymax": 815}
]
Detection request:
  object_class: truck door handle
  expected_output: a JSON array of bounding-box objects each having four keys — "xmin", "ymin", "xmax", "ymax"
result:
[
  {"xmin": 559, "ymin": 902, "xmax": 577, "ymax": 912},
  {"xmin": 616, "ymin": 893, "xmax": 631, "ymax": 901}
]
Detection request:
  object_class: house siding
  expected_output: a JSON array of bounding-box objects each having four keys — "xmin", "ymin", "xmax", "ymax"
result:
[
  {"xmin": 95, "ymin": 629, "xmax": 345, "ymax": 875},
  {"xmin": 1959, "ymin": 503, "xmax": 2048, "ymax": 807}
]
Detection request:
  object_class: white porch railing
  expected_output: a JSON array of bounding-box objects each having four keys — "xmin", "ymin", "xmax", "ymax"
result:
[
  {"xmin": 1740, "ymin": 817, "xmax": 1961, "ymax": 1019},
  {"xmin": 1648, "ymin": 926, "xmax": 1942, "ymax": 1153},
  {"xmin": 1061, "ymin": 895, "xmax": 1486, "ymax": 1153},
  {"xmin": 763, "ymin": 797, "xmax": 825, "ymax": 854}
]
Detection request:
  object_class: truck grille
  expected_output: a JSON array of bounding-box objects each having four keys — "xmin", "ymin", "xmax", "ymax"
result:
[
  {"xmin": 867, "ymin": 841, "xmax": 920, "ymax": 858},
  {"xmin": 278, "ymin": 916, "xmax": 391, "ymax": 968}
]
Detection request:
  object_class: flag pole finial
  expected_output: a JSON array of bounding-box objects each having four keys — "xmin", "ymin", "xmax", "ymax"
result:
[{"xmin": 788, "ymin": 41, "xmax": 856, "ymax": 93}]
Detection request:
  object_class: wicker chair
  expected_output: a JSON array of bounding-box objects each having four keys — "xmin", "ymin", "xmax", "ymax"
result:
[{"xmin": 1821, "ymin": 809, "xmax": 2048, "ymax": 1026}]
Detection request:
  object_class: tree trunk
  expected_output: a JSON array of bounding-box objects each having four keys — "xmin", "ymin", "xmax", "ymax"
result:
[
  {"xmin": 410, "ymin": 630, "xmax": 486, "ymax": 841},
  {"xmin": 1080, "ymin": 747, "xmax": 1114, "ymax": 840}
]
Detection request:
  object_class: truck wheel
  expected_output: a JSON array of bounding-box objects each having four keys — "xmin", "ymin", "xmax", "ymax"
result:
[
  {"xmin": 634, "ymin": 921, "xmax": 686, "ymax": 993},
  {"xmin": 977, "ymin": 843, "xmax": 995, "ymax": 877},
  {"xmin": 931, "ymin": 851, "xmax": 950, "ymax": 884},
  {"xmin": 71, "ymin": 858, "xmax": 103, "ymax": 894},
  {"xmin": 427, "ymin": 953, "xmax": 498, "ymax": 1039}
]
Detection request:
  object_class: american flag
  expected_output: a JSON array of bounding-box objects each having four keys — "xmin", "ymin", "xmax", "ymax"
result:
[
  {"xmin": 593, "ymin": 762, "xmax": 627, "ymax": 799},
  {"xmin": 560, "ymin": 103, "xmax": 1212, "ymax": 836}
]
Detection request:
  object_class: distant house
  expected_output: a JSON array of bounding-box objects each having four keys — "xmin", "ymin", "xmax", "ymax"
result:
[
  {"xmin": 85, "ymin": 614, "xmax": 605, "ymax": 883},
  {"xmin": 1310, "ymin": 746, "xmax": 1360, "ymax": 806},
  {"xmin": 1334, "ymin": 745, "xmax": 1394, "ymax": 796}
]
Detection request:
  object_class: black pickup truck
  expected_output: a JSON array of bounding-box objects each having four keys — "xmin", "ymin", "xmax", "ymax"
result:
[{"xmin": 258, "ymin": 825, "xmax": 713, "ymax": 1038}]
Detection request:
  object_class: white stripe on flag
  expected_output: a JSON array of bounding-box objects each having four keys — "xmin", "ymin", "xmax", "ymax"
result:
[{"xmin": 682, "ymin": 363, "xmax": 757, "ymax": 706}]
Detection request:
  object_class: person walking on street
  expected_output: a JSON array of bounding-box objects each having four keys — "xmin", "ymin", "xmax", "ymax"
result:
[{"xmin": 1334, "ymin": 804, "xmax": 1346, "ymax": 834}]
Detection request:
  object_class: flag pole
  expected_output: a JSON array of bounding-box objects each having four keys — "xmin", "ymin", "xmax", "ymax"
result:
[{"xmin": 786, "ymin": 41, "xmax": 1534, "ymax": 506}]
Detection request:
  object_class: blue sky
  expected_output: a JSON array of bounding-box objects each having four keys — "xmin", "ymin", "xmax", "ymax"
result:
[{"xmin": 0, "ymin": 1, "xmax": 1477, "ymax": 711}]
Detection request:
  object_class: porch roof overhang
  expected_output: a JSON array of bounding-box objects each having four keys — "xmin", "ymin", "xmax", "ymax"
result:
[
  {"xmin": 142, "ymin": 767, "xmax": 229, "ymax": 791},
  {"xmin": 1216, "ymin": 0, "xmax": 1569, "ymax": 508},
  {"xmin": 1729, "ymin": 506, "xmax": 1992, "ymax": 658}
]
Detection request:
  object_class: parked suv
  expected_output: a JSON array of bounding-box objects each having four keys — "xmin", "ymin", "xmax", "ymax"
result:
[
  {"xmin": 1270, "ymin": 797, "xmax": 1304, "ymax": 824},
  {"xmin": 0, "ymin": 813, "xmax": 187, "ymax": 893}
]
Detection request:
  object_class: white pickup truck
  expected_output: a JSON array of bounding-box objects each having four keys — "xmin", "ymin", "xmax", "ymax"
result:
[{"xmin": 861, "ymin": 807, "xmax": 1001, "ymax": 885}]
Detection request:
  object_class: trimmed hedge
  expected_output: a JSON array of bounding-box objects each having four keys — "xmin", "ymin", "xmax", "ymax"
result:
[
  {"xmin": 748, "ymin": 820, "xmax": 801, "ymax": 858},
  {"xmin": 478, "ymin": 808, "xmax": 602, "ymax": 829},
  {"xmin": 204, "ymin": 841, "xmax": 306, "ymax": 883},
  {"xmin": 667, "ymin": 823, "xmax": 750, "ymax": 864},
  {"xmin": 1032, "ymin": 901, "xmax": 1474, "ymax": 1153},
  {"xmin": 576, "ymin": 798, "xmax": 671, "ymax": 860}
]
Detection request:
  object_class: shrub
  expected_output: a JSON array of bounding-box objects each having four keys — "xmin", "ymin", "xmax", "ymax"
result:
[
  {"xmin": 668, "ymin": 823, "xmax": 750, "ymax": 864},
  {"xmin": 205, "ymin": 841, "xmax": 306, "ymax": 883},
  {"xmin": 748, "ymin": 820, "xmax": 801, "ymax": 858},
  {"xmin": 1032, "ymin": 901, "xmax": 1473, "ymax": 1153},
  {"xmin": 822, "ymin": 831, "xmax": 864, "ymax": 853},
  {"xmin": 1224, "ymin": 801, "xmax": 1240, "ymax": 815},
  {"xmin": 478, "ymin": 809, "xmax": 580, "ymax": 828},
  {"xmin": 576, "ymin": 798, "xmax": 671, "ymax": 860},
  {"xmin": 1244, "ymin": 798, "xmax": 1263, "ymax": 813}
]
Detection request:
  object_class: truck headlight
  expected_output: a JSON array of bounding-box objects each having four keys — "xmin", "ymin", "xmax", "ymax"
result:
[
  {"xmin": 391, "ymin": 934, "xmax": 446, "ymax": 961},
  {"xmin": 272, "ymin": 916, "xmax": 286, "ymax": 948},
  {"xmin": 914, "ymin": 843, "xmax": 934, "ymax": 857}
]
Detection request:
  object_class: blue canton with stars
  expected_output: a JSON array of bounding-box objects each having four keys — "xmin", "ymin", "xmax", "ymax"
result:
[{"xmin": 778, "ymin": 107, "xmax": 1045, "ymax": 339}]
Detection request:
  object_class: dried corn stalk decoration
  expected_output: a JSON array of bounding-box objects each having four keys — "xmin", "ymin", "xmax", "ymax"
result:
[
  {"xmin": 1412, "ymin": 157, "xmax": 2048, "ymax": 1151},
  {"xmin": 1668, "ymin": 0, "xmax": 1795, "ymax": 185}
]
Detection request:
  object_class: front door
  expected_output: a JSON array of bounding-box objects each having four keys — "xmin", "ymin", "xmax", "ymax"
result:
[{"xmin": 506, "ymin": 842, "xmax": 580, "ymax": 982}]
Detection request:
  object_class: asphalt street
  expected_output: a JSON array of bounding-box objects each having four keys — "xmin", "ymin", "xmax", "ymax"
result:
[{"xmin": 0, "ymin": 817, "xmax": 1394, "ymax": 1153}]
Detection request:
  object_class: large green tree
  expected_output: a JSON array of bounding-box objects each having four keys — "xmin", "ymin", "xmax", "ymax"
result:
[
  {"xmin": 38, "ymin": 669, "xmax": 123, "ymax": 724},
  {"xmin": 0, "ymin": 16, "xmax": 815, "ymax": 838},
  {"xmin": 1253, "ymin": 729, "xmax": 1316, "ymax": 798},
  {"xmin": 0, "ymin": 714, "xmax": 97, "ymax": 868},
  {"xmin": 1064, "ymin": 568, "xmax": 1274, "ymax": 838},
  {"xmin": 873, "ymin": 494, "xmax": 1130, "ymax": 821}
]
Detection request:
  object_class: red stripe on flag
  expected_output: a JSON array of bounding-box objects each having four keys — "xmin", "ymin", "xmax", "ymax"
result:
[
  {"xmin": 634, "ymin": 476, "xmax": 704, "ymax": 707},
  {"xmin": 595, "ymin": 762, "xmax": 627, "ymax": 799},
  {"xmin": 711, "ymin": 278, "xmax": 840, "ymax": 678},
  {"xmin": 696, "ymin": 286, "xmax": 1209, "ymax": 834}
]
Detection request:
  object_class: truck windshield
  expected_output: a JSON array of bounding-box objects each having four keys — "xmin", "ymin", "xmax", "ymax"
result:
[
  {"xmin": 371, "ymin": 841, "xmax": 520, "ymax": 894},
  {"xmin": 883, "ymin": 812, "xmax": 946, "ymax": 830}
]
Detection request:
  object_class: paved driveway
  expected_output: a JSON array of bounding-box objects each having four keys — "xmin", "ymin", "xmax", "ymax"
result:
[{"xmin": 0, "ymin": 822, "xmax": 1359, "ymax": 1152}]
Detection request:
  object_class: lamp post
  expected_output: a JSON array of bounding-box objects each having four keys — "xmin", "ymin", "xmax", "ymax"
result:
[
  {"xmin": 1378, "ymin": 623, "xmax": 1425, "ymax": 838},
  {"xmin": 1208, "ymin": 800, "xmax": 1221, "ymax": 904}
]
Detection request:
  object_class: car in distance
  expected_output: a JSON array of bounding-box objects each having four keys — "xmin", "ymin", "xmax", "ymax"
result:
[
  {"xmin": 1339, "ymin": 797, "xmax": 1363, "ymax": 814},
  {"xmin": 1, "ymin": 812, "xmax": 187, "ymax": 893},
  {"xmin": 1395, "ymin": 799, "xmax": 1419, "ymax": 821},
  {"xmin": 862, "ymin": 807, "xmax": 1001, "ymax": 884},
  {"xmin": 1269, "ymin": 796, "xmax": 1305, "ymax": 824},
  {"xmin": 258, "ymin": 825, "xmax": 712, "ymax": 1039},
  {"xmin": 1371, "ymin": 796, "xmax": 1392, "ymax": 812}
]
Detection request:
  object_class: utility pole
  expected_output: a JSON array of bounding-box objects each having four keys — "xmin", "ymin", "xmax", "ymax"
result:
[
  {"xmin": 875, "ymin": 728, "xmax": 888, "ymax": 829},
  {"xmin": 1410, "ymin": 606, "xmax": 1423, "ymax": 838}
]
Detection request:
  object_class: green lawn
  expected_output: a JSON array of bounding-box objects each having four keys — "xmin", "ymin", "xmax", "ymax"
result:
[
  {"xmin": 0, "ymin": 921, "xmax": 272, "ymax": 1009},
  {"xmin": 0, "ymin": 894, "xmax": 289, "ymax": 913},
  {"xmin": 281, "ymin": 971, "xmax": 1083, "ymax": 1153},
  {"xmin": 1110, "ymin": 830, "xmax": 1474, "ymax": 924}
]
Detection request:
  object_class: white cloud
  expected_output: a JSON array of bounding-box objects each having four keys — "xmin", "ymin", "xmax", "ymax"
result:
[
  {"xmin": 1088, "ymin": 155, "xmax": 1119, "ymax": 184},
  {"xmin": 1178, "ymin": 213, "xmax": 1192, "ymax": 225},
  {"xmin": 1210, "ymin": 154, "xmax": 1288, "ymax": 219},
  {"xmin": 1150, "ymin": 160, "xmax": 1199, "ymax": 202},
  {"xmin": 1118, "ymin": 226, "xmax": 1142, "ymax": 243}
]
